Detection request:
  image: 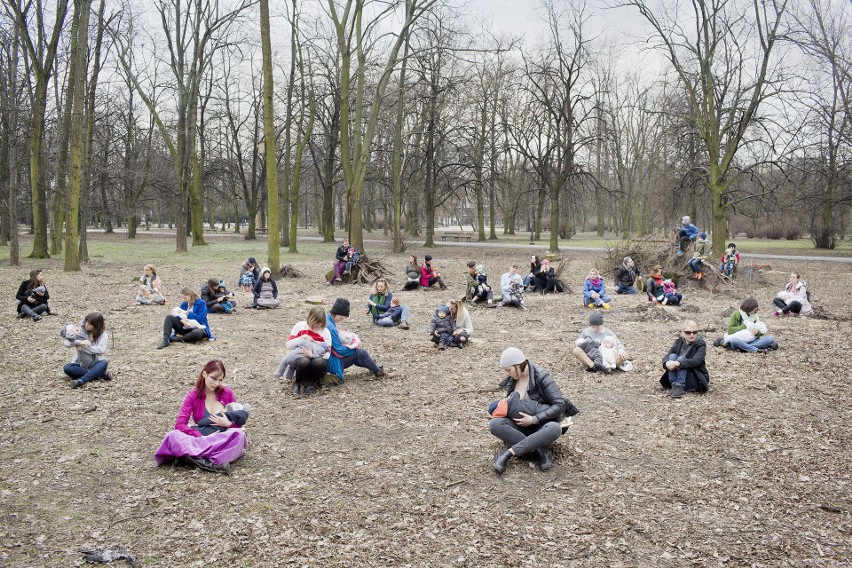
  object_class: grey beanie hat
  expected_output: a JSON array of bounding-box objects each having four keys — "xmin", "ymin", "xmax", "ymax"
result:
[
  {"xmin": 330, "ymin": 298, "xmax": 350, "ymax": 317},
  {"xmin": 499, "ymin": 347, "xmax": 526, "ymax": 368},
  {"xmin": 589, "ymin": 310, "xmax": 605, "ymax": 326}
]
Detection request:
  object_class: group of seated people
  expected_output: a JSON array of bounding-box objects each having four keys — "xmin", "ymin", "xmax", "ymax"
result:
[{"xmin": 17, "ymin": 229, "xmax": 816, "ymax": 476}]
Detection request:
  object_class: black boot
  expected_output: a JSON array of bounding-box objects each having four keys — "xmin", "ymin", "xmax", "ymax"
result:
[
  {"xmin": 493, "ymin": 449, "xmax": 513, "ymax": 474},
  {"xmin": 536, "ymin": 448, "xmax": 554, "ymax": 471},
  {"xmin": 186, "ymin": 455, "xmax": 230, "ymax": 474},
  {"xmin": 157, "ymin": 336, "xmax": 170, "ymax": 349}
]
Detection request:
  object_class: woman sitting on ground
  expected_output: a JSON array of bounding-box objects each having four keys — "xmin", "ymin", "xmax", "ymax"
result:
[
  {"xmin": 582, "ymin": 268, "xmax": 612, "ymax": 309},
  {"xmin": 154, "ymin": 359, "xmax": 247, "ymax": 474},
  {"xmin": 367, "ymin": 279, "xmax": 410, "ymax": 329},
  {"xmin": 62, "ymin": 312, "xmax": 113, "ymax": 388},
  {"xmin": 773, "ymin": 272, "xmax": 812, "ymax": 317},
  {"xmin": 158, "ymin": 288, "xmax": 211, "ymax": 349},
  {"xmin": 449, "ymin": 299, "xmax": 473, "ymax": 347},
  {"xmin": 136, "ymin": 264, "xmax": 166, "ymax": 305},
  {"xmin": 660, "ymin": 320, "xmax": 709, "ymax": 398},
  {"xmin": 535, "ymin": 259, "xmax": 563, "ymax": 294},
  {"xmin": 614, "ymin": 257, "xmax": 641, "ymax": 295},
  {"xmin": 252, "ymin": 267, "xmax": 281, "ymax": 309},
  {"xmin": 404, "ymin": 255, "xmax": 421, "ymax": 290},
  {"xmin": 646, "ymin": 265, "xmax": 683, "ymax": 305},
  {"xmin": 420, "ymin": 255, "xmax": 447, "ymax": 290},
  {"xmin": 326, "ymin": 298, "xmax": 385, "ymax": 381},
  {"xmin": 523, "ymin": 255, "xmax": 542, "ymax": 291},
  {"xmin": 16, "ymin": 268, "xmax": 51, "ymax": 321},
  {"xmin": 490, "ymin": 347, "xmax": 579, "ymax": 474},
  {"xmin": 277, "ymin": 307, "xmax": 332, "ymax": 396},
  {"xmin": 719, "ymin": 298, "xmax": 777, "ymax": 353},
  {"xmin": 202, "ymin": 278, "xmax": 236, "ymax": 314}
]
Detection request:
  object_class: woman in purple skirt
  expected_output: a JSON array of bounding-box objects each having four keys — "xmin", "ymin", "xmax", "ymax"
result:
[{"xmin": 154, "ymin": 359, "xmax": 247, "ymax": 474}]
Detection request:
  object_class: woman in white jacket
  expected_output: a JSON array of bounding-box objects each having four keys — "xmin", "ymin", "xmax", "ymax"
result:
[
  {"xmin": 772, "ymin": 272, "xmax": 812, "ymax": 316},
  {"xmin": 63, "ymin": 313, "xmax": 112, "ymax": 388},
  {"xmin": 449, "ymin": 300, "xmax": 473, "ymax": 348}
]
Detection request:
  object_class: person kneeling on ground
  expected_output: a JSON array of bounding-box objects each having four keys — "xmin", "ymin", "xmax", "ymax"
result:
[{"xmin": 660, "ymin": 320, "xmax": 709, "ymax": 398}]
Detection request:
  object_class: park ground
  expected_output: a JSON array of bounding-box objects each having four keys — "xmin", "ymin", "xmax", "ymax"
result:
[{"xmin": 0, "ymin": 232, "xmax": 850, "ymax": 567}]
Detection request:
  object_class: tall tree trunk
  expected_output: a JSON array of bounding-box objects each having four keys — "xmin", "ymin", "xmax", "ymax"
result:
[
  {"xmin": 260, "ymin": 0, "xmax": 279, "ymax": 270},
  {"xmin": 64, "ymin": 0, "xmax": 92, "ymax": 271},
  {"xmin": 7, "ymin": 22, "xmax": 21, "ymax": 265}
]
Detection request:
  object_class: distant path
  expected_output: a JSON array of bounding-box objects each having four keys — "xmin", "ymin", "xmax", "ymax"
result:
[{"xmin": 89, "ymin": 229, "xmax": 852, "ymax": 264}]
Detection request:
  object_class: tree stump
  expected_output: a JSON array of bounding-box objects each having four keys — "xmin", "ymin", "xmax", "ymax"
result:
[
  {"xmin": 279, "ymin": 265, "xmax": 304, "ymax": 278},
  {"xmin": 329, "ymin": 254, "xmax": 390, "ymax": 285}
]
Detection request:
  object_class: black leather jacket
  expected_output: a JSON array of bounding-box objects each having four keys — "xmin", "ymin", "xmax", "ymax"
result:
[{"xmin": 499, "ymin": 362, "xmax": 579, "ymax": 424}]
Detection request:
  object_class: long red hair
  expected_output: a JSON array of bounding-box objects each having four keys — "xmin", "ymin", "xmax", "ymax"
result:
[{"xmin": 194, "ymin": 359, "xmax": 226, "ymax": 395}]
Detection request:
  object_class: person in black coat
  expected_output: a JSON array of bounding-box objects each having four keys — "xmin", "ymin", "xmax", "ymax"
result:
[
  {"xmin": 490, "ymin": 347, "xmax": 579, "ymax": 474},
  {"xmin": 16, "ymin": 269, "xmax": 51, "ymax": 321},
  {"xmin": 660, "ymin": 320, "xmax": 709, "ymax": 398}
]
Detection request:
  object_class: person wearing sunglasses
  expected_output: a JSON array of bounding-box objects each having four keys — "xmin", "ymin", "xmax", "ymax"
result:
[{"xmin": 660, "ymin": 321, "xmax": 709, "ymax": 398}]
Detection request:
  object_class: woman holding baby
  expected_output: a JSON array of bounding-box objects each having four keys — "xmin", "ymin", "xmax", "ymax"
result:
[
  {"xmin": 277, "ymin": 306, "xmax": 332, "ymax": 396},
  {"xmin": 720, "ymin": 298, "xmax": 777, "ymax": 353},
  {"xmin": 490, "ymin": 347, "xmax": 578, "ymax": 475},
  {"xmin": 326, "ymin": 298, "xmax": 385, "ymax": 382},
  {"xmin": 16, "ymin": 268, "xmax": 51, "ymax": 321},
  {"xmin": 157, "ymin": 288, "xmax": 211, "ymax": 349},
  {"xmin": 154, "ymin": 359, "xmax": 247, "ymax": 474},
  {"xmin": 62, "ymin": 312, "xmax": 112, "ymax": 388}
]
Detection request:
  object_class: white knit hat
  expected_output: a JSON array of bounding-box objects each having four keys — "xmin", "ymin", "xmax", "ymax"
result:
[{"xmin": 499, "ymin": 347, "xmax": 526, "ymax": 368}]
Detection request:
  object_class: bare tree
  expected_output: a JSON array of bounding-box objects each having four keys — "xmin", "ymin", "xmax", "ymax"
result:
[
  {"xmin": 789, "ymin": 0, "xmax": 851, "ymax": 248},
  {"xmin": 327, "ymin": 0, "xmax": 437, "ymax": 251},
  {"xmin": 3, "ymin": 0, "xmax": 70, "ymax": 258},
  {"xmin": 617, "ymin": 0, "xmax": 789, "ymax": 256}
]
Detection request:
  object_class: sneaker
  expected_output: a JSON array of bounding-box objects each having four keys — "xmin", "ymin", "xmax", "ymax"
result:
[
  {"xmin": 291, "ymin": 381, "xmax": 301, "ymax": 396},
  {"xmin": 676, "ymin": 250, "xmax": 685, "ymax": 257},
  {"xmin": 302, "ymin": 383, "xmax": 317, "ymax": 396},
  {"xmin": 601, "ymin": 303, "xmax": 611, "ymax": 310},
  {"xmin": 712, "ymin": 337, "xmax": 725, "ymax": 347},
  {"xmin": 103, "ymin": 372, "xmax": 114, "ymax": 381},
  {"xmin": 374, "ymin": 367, "xmax": 385, "ymax": 379},
  {"xmin": 70, "ymin": 379, "xmax": 84, "ymax": 389},
  {"xmin": 438, "ymin": 344, "xmax": 446, "ymax": 350},
  {"xmin": 767, "ymin": 341, "xmax": 779, "ymax": 351},
  {"xmin": 399, "ymin": 320, "xmax": 409, "ymax": 330},
  {"xmin": 669, "ymin": 384, "xmax": 685, "ymax": 398},
  {"xmin": 772, "ymin": 310, "xmax": 781, "ymax": 317},
  {"xmin": 661, "ymin": 297, "xmax": 668, "ymax": 305},
  {"xmin": 618, "ymin": 360, "xmax": 633, "ymax": 372},
  {"xmin": 32, "ymin": 315, "xmax": 43, "ymax": 322},
  {"xmin": 585, "ymin": 365, "xmax": 596, "ymax": 373}
]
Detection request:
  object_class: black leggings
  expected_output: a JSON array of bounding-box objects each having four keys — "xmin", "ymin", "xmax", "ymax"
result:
[
  {"xmin": 293, "ymin": 358, "xmax": 328, "ymax": 386},
  {"xmin": 163, "ymin": 315, "xmax": 207, "ymax": 342},
  {"xmin": 772, "ymin": 297, "xmax": 802, "ymax": 314}
]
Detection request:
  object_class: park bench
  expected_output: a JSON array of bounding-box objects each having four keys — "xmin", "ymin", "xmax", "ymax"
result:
[
  {"xmin": 440, "ymin": 232, "xmax": 472, "ymax": 242},
  {"xmin": 255, "ymin": 227, "xmax": 268, "ymax": 236}
]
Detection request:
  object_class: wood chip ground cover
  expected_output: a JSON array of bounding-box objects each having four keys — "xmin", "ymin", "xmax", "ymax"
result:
[{"xmin": 0, "ymin": 234, "xmax": 850, "ymax": 567}]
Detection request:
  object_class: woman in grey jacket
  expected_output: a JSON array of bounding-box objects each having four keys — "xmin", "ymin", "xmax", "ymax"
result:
[{"xmin": 490, "ymin": 347, "xmax": 578, "ymax": 474}]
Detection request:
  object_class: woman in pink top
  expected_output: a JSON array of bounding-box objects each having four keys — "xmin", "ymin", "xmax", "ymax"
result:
[{"xmin": 154, "ymin": 359, "xmax": 247, "ymax": 474}]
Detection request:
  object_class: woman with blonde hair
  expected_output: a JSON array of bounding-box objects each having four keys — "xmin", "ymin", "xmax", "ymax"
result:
[
  {"xmin": 448, "ymin": 299, "xmax": 473, "ymax": 348},
  {"xmin": 136, "ymin": 264, "xmax": 166, "ymax": 305}
]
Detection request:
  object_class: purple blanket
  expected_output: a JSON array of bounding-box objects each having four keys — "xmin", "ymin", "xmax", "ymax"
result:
[{"xmin": 154, "ymin": 429, "xmax": 247, "ymax": 466}]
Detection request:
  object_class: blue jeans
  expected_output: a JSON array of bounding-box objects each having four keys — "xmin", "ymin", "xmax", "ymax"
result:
[
  {"xmin": 727, "ymin": 335, "xmax": 775, "ymax": 353},
  {"xmin": 340, "ymin": 348, "xmax": 381, "ymax": 374},
  {"xmin": 616, "ymin": 283, "xmax": 637, "ymax": 294},
  {"xmin": 64, "ymin": 360, "xmax": 109, "ymax": 384},
  {"xmin": 688, "ymin": 258, "xmax": 702, "ymax": 273},
  {"xmin": 664, "ymin": 293, "xmax": 683, "ymax": 305},
  {"xmin": 666, "ymin": 353, "xmax": 687, "ymax": 387},
  {"xmin": 585, "ymin": 294, "xmax": 612, "ymax": 306},
  {"xmin": 523, "ymin": 275, "xmax": 536, "ymax": 289},
  {"xmin": 376, "ymin": 306, "xmax": 409, "ymax": 327}
]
